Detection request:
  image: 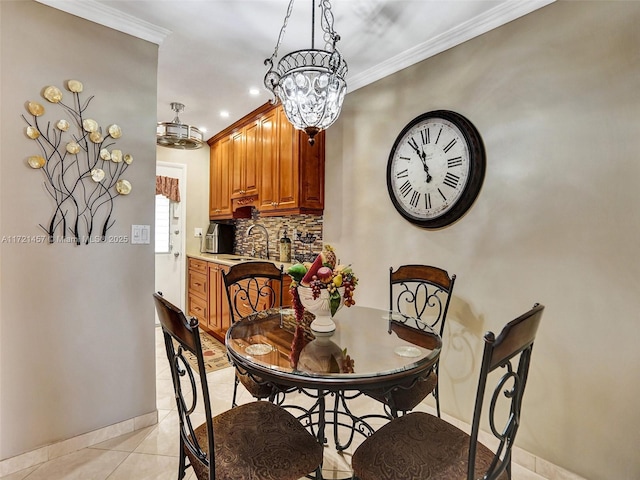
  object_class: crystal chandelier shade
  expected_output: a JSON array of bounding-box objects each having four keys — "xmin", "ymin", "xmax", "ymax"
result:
[{"xmin": 264, "ymin": 0, "xmax": 348, "ymax": 145}]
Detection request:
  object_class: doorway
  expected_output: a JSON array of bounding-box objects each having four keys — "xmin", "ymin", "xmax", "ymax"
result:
[{"xmin": 155, "ymin": 162, "xmax": 187, "ymax": 317}]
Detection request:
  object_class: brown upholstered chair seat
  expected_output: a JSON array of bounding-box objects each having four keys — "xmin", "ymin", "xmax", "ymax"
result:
[
  {"xmin": 187, "ymin": 401, "xmax": 323, "ymax": 480},
  {"xmin": 352, "ymin": 411, "xmax": 507, "ymax": 480},
  {"xmin": 366, "ymin": 371, "xmax": 437, "ymax": 412}
]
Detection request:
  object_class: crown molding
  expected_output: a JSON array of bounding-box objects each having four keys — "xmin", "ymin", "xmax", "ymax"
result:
[
  {"xmin": 348, "ymin": 0, "xmax": 555, "ymax": 92},
  {"xmin": 35, "ymin": 0, "xmax": 171, "ymax": 45}
]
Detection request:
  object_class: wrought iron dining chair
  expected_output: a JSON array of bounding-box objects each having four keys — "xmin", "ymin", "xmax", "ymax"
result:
[
  {"xmin": 352, "ymin": 303, "xmax": 544, "ymax": 480},
  {"xmin": 153, "ymin": 292, "xmax": 323, "ymax": 480},
  {"xmin": 367, "ymin": 265, "xmax": 455, "ymax": 418},
  {"xmin": 222, "ymin": 261, "xmax": 293, "ymax": 407}
]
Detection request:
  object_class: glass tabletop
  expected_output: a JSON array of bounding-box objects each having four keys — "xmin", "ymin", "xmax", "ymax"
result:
[{"xmin": 225, "ymin": 306, "xmax": 442, "ymax": 386}]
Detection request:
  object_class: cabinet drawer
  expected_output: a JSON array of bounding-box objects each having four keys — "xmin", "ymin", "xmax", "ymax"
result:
[
  {"xmin": 188, "ymin": 293, "xmax": 207, "ymax": 323},
  {"xmin": 188, "ymin": 270, "xmax": 208, "ymax": 297},
  {"xmin": 188, "ymin": 258, "xmax": 208, "ymax": 273}
]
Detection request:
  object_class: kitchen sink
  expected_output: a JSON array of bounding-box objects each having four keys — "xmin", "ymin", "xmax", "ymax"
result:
[{"xmin": 217, "ymin": 255, "xmax": 259, "ymax": 262}]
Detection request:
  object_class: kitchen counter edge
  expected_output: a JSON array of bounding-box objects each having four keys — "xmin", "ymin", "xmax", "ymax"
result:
[{"xmin": 187, "ymin": 252, "xmax": 296, "ymax": 270}]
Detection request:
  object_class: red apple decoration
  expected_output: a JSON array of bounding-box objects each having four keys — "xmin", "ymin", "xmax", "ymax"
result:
[{"xmin": 316, "ymin": 266, "xmax": 333, "ymax": 283}]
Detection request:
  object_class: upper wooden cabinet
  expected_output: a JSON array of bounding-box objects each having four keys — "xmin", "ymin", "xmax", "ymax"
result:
[
  {"xmin": 230, "ymin": 120, "xmax": 259, "ymax": 199},
  {"xmin": 207, "ymin": 102, "xmax": 324, "ymax": 219},
  {"xmin": 209, "ymin": 135, "xmax": 232, "ymax": 218}
]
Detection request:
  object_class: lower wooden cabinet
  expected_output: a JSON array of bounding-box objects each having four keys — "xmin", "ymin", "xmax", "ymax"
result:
[
  {"xmin": 187, "ymin": 258, "xmax": 208, "ymax": 327},
  {"xmin": 208, "ymin": 262, "xmax": 230, "ymax": 341},
  {"xmin": 187, "ymin": 256, "xmax": 293, "ymax": 343}
]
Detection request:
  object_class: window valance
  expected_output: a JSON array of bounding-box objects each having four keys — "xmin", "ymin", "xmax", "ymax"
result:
[{"xmin": 155, "ymin": 175, "xmax": 180, "ymax": 202}]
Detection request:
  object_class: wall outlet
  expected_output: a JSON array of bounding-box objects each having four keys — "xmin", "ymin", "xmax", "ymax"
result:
[{"xmin": 194, "ymin": 228, "xmax": 203, "ymax": 237}]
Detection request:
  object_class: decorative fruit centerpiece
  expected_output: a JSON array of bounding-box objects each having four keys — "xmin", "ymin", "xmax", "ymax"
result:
[
  {"xmin": 287, "ymin": 245, "xmax": 358, "ymax": 334},
  {"xmin": 287, "ymin": 245, "xmax": 357, "ymax": 367}
]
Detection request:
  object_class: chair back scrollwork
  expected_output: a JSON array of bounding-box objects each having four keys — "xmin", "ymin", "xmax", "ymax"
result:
[
  {"xmin": 389, "ymin": 264, "xmax": 456, "ymax": 336},
  {"xmin": 468, "ymin": 303, "xmax": 544, "ymax": 480},
  {"xmin": 222, "ymin": 261, "xmax": 285, "ymax": 324},
  {"xmin": 153, "ymin": 292, "xmax": 216, "ymax": 479}
]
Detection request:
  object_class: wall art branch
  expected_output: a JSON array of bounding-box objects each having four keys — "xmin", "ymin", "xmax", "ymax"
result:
[{"xmin": 22, "ymin": 80, "xmax": 133, "ymax": 245}]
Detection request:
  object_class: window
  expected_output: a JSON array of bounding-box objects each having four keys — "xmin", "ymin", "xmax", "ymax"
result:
[{"xmin": 155, "ymin": 194, "xmax": 170, "ymax": 253}]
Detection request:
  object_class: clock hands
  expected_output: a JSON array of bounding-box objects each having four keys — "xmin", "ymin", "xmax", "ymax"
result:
[
  {"xmin": 408, "ymin": 139, "xmax": 432, "ymax": 183},
  {"xmin": 419, "ymin": 153, "xmax": 432, "ymax": 183}
]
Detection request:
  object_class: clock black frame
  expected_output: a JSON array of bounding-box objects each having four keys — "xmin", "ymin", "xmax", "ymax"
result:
[{"xmin": 386, "ymin": 110, "xmax": 486, "ymax": 229}]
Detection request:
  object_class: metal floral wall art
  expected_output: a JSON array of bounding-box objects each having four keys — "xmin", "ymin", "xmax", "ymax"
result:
[{"xmin": 22, "ymin": 80, "xmax": 133, "ymax": 245}]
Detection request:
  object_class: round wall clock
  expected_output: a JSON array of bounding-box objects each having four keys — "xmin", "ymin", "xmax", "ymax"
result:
[{"xmin": 386, "ymin": 110, "xmax": 486, "ymax": 229}]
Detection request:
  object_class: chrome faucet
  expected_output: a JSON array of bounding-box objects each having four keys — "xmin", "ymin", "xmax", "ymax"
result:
[{"xmin": 246, "ymin": 224, "xmax": 270, "ymax": 259}]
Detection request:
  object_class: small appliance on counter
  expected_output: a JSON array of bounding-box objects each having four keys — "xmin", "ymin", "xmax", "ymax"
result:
[{"xmin": 203, "ymin": 221, "xmax": 234, "ymax": 254}]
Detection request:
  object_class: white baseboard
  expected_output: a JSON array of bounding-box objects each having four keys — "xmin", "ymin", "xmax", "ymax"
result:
[{"xmin": 0, "ymin": 410, "xmax": 158, "ymax": 477}]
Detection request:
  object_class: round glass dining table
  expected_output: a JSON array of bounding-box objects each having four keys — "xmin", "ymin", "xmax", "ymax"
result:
[{"xmin": 225, "ymin": 305, "xmax": 442, "ymax": 452}]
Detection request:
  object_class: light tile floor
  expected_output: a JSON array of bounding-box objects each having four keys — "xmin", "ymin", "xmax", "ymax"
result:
[{"xmin": 2, "ymin": 326, "xmax": 548, "ymax": 480}]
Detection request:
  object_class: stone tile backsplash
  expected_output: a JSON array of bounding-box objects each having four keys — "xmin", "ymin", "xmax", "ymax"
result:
[{"xmin": 234, "ymin": 211, "xmax": 323, "ymax": 263}]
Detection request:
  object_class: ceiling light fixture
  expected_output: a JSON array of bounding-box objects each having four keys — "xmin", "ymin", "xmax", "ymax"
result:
[
  {"xmin": 264, "ymin": 0, "xmax": 348, "ymax": 145},
  {"xmin": 157, "ymin": 102, "xmax": 204, "ymax": 150}
]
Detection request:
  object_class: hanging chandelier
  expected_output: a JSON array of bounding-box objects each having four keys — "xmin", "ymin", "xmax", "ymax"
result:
[
  {"xmin": 157, "ymin": 102, "xmax": 204, "ymax": 150},
  {"xmin": 264, "ymin": 0, "xmax": 348, "ymax": 145}
]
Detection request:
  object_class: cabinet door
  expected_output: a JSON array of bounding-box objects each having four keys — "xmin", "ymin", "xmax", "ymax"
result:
[
  {"xmin": 208, "ymin": 263, "xmax": 231, "ymax": 333},
  {"xmin": 258, "ymin": 108, "xmax": 279, "ymax": 211},
  {"xmin": 208, "ymin": 264, "xmax": 221, "ymax": 329},
  {"xmin": 218, "ymin": 264, "xmax": 231, "ymax": 331},
  {"xmin": 244, "ymin": 121, "xmax": 259, "ymax": 197},
  {"xmin": 275, "ymin": 105, "xmax": 299, "ymax": 210},
  {"xmin": 230, "ymin": 130, "xmax": 245, "ymax": 198},
  {"xmin": 210, "ymin": 136, "xmax": 232, "ymax": 218}
]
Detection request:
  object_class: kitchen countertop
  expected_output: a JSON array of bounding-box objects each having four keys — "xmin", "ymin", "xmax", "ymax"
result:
[{"xmin": 187, "ymin": 251, "xmax": 296, "ymax": 270}]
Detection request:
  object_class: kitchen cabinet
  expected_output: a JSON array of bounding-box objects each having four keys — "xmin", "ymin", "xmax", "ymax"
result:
[
  {"xmin": 207, "ymin": 102, "xmax": 324, "ymax": 219},
  {"xmin": 187, "ymin": 255, "xmax": 293, "ymax": 342},
  {"xmin": 208, "ymin": 262, "xmax": 230, "ymax": 341},
  {"xmin": 230, "ymin": 121, "xmax": 259, "ymax": 199},
  {"xmin": 187, "ymin": 258, "xmax": 208, "ymax": 327},
  {"xmin": 258, "ymin": 105, "xmax": 325, "ymax": 216},
  {"xmin": 209, "ymin": 136, "xmax": 232, "ymax": 218}
]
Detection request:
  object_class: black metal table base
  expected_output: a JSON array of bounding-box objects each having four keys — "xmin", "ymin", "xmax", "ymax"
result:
[{"xmin": 277, "ymin": 388, "xmax": 391, "ymax": 480}]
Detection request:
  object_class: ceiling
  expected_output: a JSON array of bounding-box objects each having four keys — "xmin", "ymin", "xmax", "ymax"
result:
[{"xmin": 37, "ymin": 0, "xmax": 552, "ymax": 141}]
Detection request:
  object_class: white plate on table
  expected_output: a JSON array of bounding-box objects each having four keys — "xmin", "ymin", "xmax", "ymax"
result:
[
  {"xmin": 394, "ymin": 345, "xmax": 422, "ymax": 358},
  {"xmin": 245, "ymin": 343, "xmax": 273, "ymax": 356}
]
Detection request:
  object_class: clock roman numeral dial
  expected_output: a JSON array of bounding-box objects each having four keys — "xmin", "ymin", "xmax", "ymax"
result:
[
  {"xmin": 396, "ymin": 169, "xmax": 408, "ymax": 179},
  {"xmin": 435, "ymin": 128, "xmax": 442, "ymax": 144},
  {"xmin": 420, "ymin": 128, "xmax": 430, "ymax": 145},
  {"xmin": 399, "ymin": 180, "xmax": 412, "ymax": 196},
  {"xmin": 443, "ymin": 172, "xmax": 460, "ymax": 189},
  {"xmin": 448, "ymin": 157, "xmax": 463, "ymax": 168},
  {"xmin": 425, "ymin": 193, "xmax": 432, "ymax": 210},
  {"xmin": 410, "ymin": 190, "xmax": 420, "ymax": 208},
  {"xmin": 443, "ymin": 138, "xmax": 457, "ymax": 153}
]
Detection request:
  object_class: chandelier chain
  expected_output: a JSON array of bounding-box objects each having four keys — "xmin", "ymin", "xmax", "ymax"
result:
[
  {"xmin": 320, "ymin": 0, "xmax": 340, "ymax": 50},
  {"xmin": 265, "ymin": 0, "xmax": 296, "ymax": 70}
]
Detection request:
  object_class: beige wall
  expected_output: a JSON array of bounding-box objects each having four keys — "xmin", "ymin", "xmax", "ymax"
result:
[
  {"xmin": 324, "ymin": 2, "xmax": 640, "ymax": 479},
  {"xmin": 0, "ymin": 1, "xmax": 157, "ymax": 459},
  {"xmin": 156, "ymin": 147, "xmax": 210, "ymax": 255}
]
